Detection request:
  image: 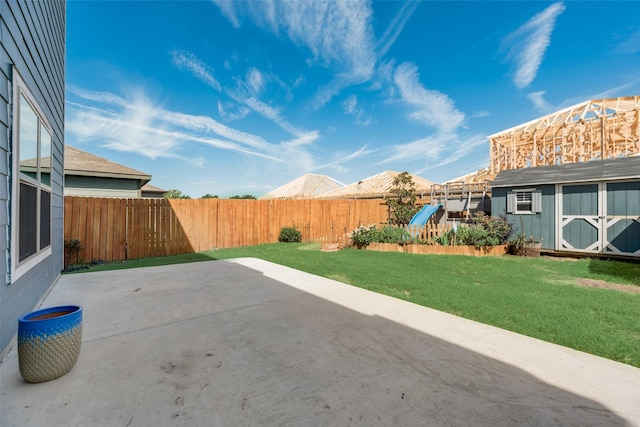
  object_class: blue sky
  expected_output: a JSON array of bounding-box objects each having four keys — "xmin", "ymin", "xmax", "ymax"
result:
[{"xmin": 66, "ymin": 1, "xmax": 640, "ymax": 198}]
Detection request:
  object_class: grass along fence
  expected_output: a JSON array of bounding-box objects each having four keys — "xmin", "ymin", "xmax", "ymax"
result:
[{"xmin": 64, "ymin": 196, "xmax": 395, "ymax": 264}]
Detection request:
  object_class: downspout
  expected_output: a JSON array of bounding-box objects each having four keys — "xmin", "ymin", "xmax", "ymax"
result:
[{"xmin": 5, "ymin": 78, "xmax": 12, "ymax": 285}]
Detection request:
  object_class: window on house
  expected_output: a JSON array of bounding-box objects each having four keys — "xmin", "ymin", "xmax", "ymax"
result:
[
  {"xmin": 12, "ymin": 72, "xmax": 53, "ymax": 279},
  {"xmin": 507, "ymin": 189, "xmax": 542, "ymax": 214}
]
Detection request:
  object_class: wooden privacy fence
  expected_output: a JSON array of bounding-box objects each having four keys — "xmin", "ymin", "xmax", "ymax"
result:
[{"xmin": 64, "ymin": 197, "xmax": 393, "ymax": 264}]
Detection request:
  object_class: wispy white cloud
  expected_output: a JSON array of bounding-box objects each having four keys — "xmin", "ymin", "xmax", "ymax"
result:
[
  {"xmin": 580, "ymin": 80, "xmax": 640, "ymax": 101},
  {"xmin": 246, "ymin": 68, "xmax": 265, "ymax": 94},
  {"xmin": 342, "ymin": 94, "xmax": 358, "ymax": 115},
  {"xmin": 318, "ymin": 145, "xmax": 376, "ymax": 175},
  {"xmin": 375, "ymin": 133, "xmax": 489, "ymax": 183},
  {"xmin": 527, "ymin": 90, "xmax": 553, "ymax": 113},
  {"xmin": 213, "ymin": 0, "xmax": 378, "ymax": 106},
  {"xmin": 217, "ymin": 101, "xmax": 250, "ymax": 122},
  {"xmin": 238, "ymin": 94, "xmax": 315, "ymax": 140},
  {"xmin": 376, "ymin": 0, "xmax": 420, "ymax": 57},
  {"xmin": 170, "ymin": 49, "xmax": 319, "ymax": 143},
  {"xmin": 613, "ymin": 28, "xmax": 640, "ymax": 55},
  {"xmin": 393, "ymin": 62, "xmax": 464, "ymax": 133},
  {"xmin": 65, "ymin": 87, "xmax": 289, "ymax": 165},
  {"xmin": 534, "ymin": 80, "xmax": 640, "ymax": 113},
  {"xmin": 170, "ymin": 49, "xmax": 222, "ymax": 92},
  {"xmin": 211, "ymin": 0, "xmax": 240, "ymax": 28},
  {"xmin": 418, "ymin": 135, "xmax": 488, "ymax": 173},
  {"xmin": 377, "ymin": 134, "xmax": 449, "ymax": 167},
  {"xmin": 471, "ymin": 110, "xmax": 490, "ymax": 119},
  {"xmin": 342, "ymin": 94, "xmax": 373, "ymax": 126},
  {"xmin": 502, "ymin": 2, "xmax": 565, "ymax": 89},
  {"xmin": 292, "ymin": 75, "xmax": 305, "ymax": 88},
  {"xmin": 67, "ymin": 84, "xmax": 128, "ymax": 107}
]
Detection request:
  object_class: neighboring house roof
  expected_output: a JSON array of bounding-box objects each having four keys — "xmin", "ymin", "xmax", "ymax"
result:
[
  {"xmin": 141, "ymin": 183, "xmax": 167, "ymax": 194},
  {"xmin": 491, "ymin": 156, "xmax": 640, "ymax": 188},
  {"xmin": 319, "ymin": 171, "xmax": 435, "ymax": 199},
  {"xmin": 445, "ymin": 167, "xmax": 495, "ymax": 184},
  {"xmin": 259, "ymin": 174, "xmax": 344, "ymax": 200},
  {"xmin": 64, "ymin": 146, "xmax": 151, "ymax": 185},
  {"xmin": 140, "ymin": 183, "xmax": 167, "ymax": 197}
]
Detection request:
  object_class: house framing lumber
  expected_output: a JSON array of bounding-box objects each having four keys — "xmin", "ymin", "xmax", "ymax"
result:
[{"xmin": 488, "ymin": 96, "xmax": 640, "ymax": 174}]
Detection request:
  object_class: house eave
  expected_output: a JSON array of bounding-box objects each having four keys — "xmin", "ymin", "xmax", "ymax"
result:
[{"xmin": 66, "ymin": 170, "xmax": 152, "ymax": 185}]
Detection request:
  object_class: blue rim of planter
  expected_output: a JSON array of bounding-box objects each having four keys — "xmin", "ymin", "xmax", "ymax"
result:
[{"xmin": 19, "ymin": 305, "xmax": 82, "ymax": 334}]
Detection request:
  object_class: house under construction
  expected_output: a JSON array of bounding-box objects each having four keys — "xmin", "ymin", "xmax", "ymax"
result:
[
  {"xmin": 432, "ymin": 96, "xmax": 640, "ymax": 222},
  {"xmin": 489, "ymin": 96, "xmax": 640, "ymax": 174}
]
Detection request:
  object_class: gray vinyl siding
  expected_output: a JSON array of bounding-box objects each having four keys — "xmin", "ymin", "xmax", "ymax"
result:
[
  {"xmin": 491, "ymin": 185, "xmax": 555, "ymax": 250},
  {"xmin": 65, "ymin": 175, "xmax": 141, "ymax": 191},
  {"xmin": 65, "ymin": 176, "xmax": 143, "ymax": 198},
  {"xmin": 0, "ymin": 0, "xmax": 65, "ymax": 355}
]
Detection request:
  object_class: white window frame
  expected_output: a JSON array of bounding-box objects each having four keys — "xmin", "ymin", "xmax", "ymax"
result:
[
  {"xmin": 10, "ymin": 70, "xmax": 53, "ymax": 282},
  {"xmin": 507, "ymin": 188, "xmax": 542, "ymax": 214},
  {"xmin": 515, "ymin": 190, "xmax": 534, "ymax": 213}
]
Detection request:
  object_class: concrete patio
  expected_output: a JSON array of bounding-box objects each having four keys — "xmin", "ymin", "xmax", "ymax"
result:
[{"xmin": 1, "ymin": 258, "xmax": 639, "ymax": 426}]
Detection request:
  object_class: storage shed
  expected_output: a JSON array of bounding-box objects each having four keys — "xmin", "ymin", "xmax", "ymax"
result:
[{"xmin": 491, "ymin": 156, "xmax": 640, "ymax": 257}]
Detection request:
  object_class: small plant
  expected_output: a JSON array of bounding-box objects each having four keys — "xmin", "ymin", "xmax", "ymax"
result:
[
  {"xmin": 350, "ymin": 224, "xmax": 379, "ymax": 248},
  {"xmin": 433, "ymin": 231, "xmax": 451, "ymax": 246},
  {"xmin": 470, "ymin": 213, "xmax": 513, "ymax": 244},
  {"xmin": 432, "ymin": 214, "xmax": 513, "ymax": 247},
  {"xmin": 278, "ymin": 226, "xmax": 302, "ymax": 243},
  {"xmin": 64, "ymin": 239, "xmax": 83, "ymax": 268},
  {"xmin": 377, "ymin": 226, "xmax": 412, "ymax": 244},
  {"xmin": 509, "ymin": 234, "xmax": 541, "ymax": 250}
]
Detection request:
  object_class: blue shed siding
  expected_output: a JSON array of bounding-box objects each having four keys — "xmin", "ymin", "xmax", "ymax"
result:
[
  {"xmin": 606, "ymin": 182, "xmax": 640, "ymax": 254},
  {"xmin": 491, "ymin": 185, "xmax": 555, "ymax": 250},
  {"xmin": 560, "ymin": 184, "xmax": 599, "ymax": 251},
  {"xmin": 0, "ymin": 0, "xmax": 65, "ymax": 355},
  {"xmin": 562, "ymin": 184, "xmax": 598, "ymax": 216}
]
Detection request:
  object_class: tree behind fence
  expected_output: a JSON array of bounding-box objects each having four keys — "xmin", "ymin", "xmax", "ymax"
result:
[{"xmin": 64, "ymin": 197, "xmax": 392, "ymax": 264}]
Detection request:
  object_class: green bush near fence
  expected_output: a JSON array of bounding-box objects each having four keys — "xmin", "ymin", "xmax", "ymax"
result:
[{"xmin": 278, "ymin": 226, "xmax": 302, "ymax": 243}]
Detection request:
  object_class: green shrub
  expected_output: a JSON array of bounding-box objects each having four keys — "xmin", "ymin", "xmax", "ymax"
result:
[
  {"xmin": 378, "ymin": 226, "xmax": 412, "ymax": 244},
  {"xmin": 433, "ymin": 229, "xmax": 453, "ymax": 246},
  {"xmin": 278, "ymin": 226, "xmax": 302, "ymax": 242},
  {"xmin": 470, "ymin": 213, "xmax": 513, "ymax": 244},
  {"xmin": 460, "ymin": 226, "xmax": 500, "ymax": 247},
  {"xmin": 351, "ymin": 225, "xmax": 378, "ymax": 248},
  {"xmin": 432, "ymin": 214, "xmax": 513, "ymax": 248}
]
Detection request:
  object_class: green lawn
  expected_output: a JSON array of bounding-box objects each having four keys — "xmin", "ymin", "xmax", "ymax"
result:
[{"xmin": 68, "ymin": 243, "xmax": 640, "ymax": 368}]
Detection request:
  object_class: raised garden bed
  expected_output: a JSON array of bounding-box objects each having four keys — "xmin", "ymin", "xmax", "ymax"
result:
[
  {"xmin": 365, "ymin": 243, "xmax": 509, "ymax": 257},
  {"xmin": 512, "ymin": 242, "xmax": 542, "ymax": 257}
]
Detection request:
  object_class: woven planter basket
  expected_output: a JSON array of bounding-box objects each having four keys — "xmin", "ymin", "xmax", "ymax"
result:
[{"xmin": 18, "ymin": 305, "xmax": 83, "ymax": 383}]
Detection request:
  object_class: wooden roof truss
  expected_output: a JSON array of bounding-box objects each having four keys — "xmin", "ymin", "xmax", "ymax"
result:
[{"xmin": 489, "ymin": 96, "xmax": 640, "ymax": 174}]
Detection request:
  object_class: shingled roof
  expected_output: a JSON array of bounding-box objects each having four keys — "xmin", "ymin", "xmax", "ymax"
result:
[
  {"xmin": 64, "ymin": 146, "xmax": 151, "ymax": 185},
  {"xmin": 259, "ymin": 174, "xmax": 343, "ymax": 200},
  {"xmin": 319, "ymin": 171, "xmax": 435, "ymax": 199}
]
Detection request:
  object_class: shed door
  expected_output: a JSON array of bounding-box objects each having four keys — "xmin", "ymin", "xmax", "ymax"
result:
[
  {"xmin": 559, "ymin": 184, "xmax": 601, "ymax": 253},
  {"xmin": 604, "ymin": 182, "xmax": 640, "ymax": 256}
]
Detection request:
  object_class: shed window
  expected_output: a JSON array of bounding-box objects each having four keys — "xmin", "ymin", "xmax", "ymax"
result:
[
  {"xmin": 507, "ymin": 189, "xmax": 541, "ymax": 214},
  {"xmin": 11, "ymin": 71, "xmax": 53, "ymax": 281}
]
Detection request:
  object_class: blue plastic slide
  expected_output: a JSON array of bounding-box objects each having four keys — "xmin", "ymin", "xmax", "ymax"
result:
[{"xmin": 407, "ymin": 204, "xmax": 442, "ymax": 237}]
